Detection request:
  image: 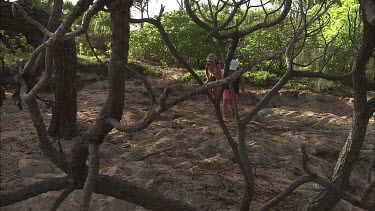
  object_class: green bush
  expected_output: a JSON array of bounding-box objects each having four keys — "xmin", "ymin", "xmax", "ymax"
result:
[
  {"xmin": 243, "ymin": 71, "xmax": 277, "ymax": 86},
  {"xmin": 130, "ymin": 11, "xmax": 218, "ymax": 68},
  {"xmin": 181, "ymin": 70, "xmax": 206, "ymax": 84},
  {"xmin": 128, "ymin": 60, "xmax": 163, "ymax": 77}
]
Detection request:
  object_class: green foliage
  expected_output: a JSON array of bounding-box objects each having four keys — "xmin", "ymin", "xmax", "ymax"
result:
[
  {"xmin": 0, "ymin": 31, "xmax": 32, "ymax": 64},
  {"xmin": 243, "ymin": 71, "xmax": 277, "ymax": 86},
  {"xmin": 2, "ymin": 51, "xmax": 30, "ymax": 64},
  {"xmin": 130, "ymin": 11, "xmax": 218, "ymax": 67},
  {"xmin": 284, "ymin": 80, "xmax": 311, "ymax": 91},
  {"xmin": 181, "ymin": 70, "xmax": 206, "ymax": 84},
  {"xmin": 128, "ymin": 60, "xmax": 164, "ymax": 77},
  {"xmin": 76, "ymin": 11, "xmax": 111, "ymax": 57},
  {"xmin": 315, "ymin": 79, "xmax": 342, "ymax": 92}
]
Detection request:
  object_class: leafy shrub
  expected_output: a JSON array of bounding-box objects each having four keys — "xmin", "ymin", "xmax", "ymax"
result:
[
  {"xmin": 181, "ymin": 70, "xmax": 206, "ymax": 84},
  {"xmin": 243, "ymin": 71, "xmax": 277, "ymax": 86},
  {"xmin": 128, "ymin": 60, "xmax": 164, "ymax": 77},
  {"xmin": 130, "ymin": 11, "xmax": 219, "ymax": 68}
]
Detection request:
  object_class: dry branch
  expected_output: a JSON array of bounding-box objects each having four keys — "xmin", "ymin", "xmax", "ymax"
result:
[
  {"xmin": 259, "ymin": 175, "xmax": 314, "ymax": 211},
  {"xmin": 64, "ymin": 0, "xmax": 105, "ymax": 40},
  {"xmin": 49, "ymin": 188, "xmax": 76, "ymax": 211},
  {"xmin": 81, "ymin": 143, "xmax": 100, "ymax": 211},
  {"xmin": 124, "ymin": 63, "xmax": 157, "ymax": 105},
  {"xmin": 24, "ymin": 93, "xmax": 71, "ymax": 173},
  {"xmin": 0, "ymin": 177, "xmax": 72, "ymax": 206},
  {"xmin": 94, "ymin": 174, "xmax": 196, "ymax": 211},
  {"xmin": 11, "ymin": 2, "xmax": 53, "ymax": 37},
  {"xmin": 260, "ymin": 146, "xmax": 374, "ymax": 211}
]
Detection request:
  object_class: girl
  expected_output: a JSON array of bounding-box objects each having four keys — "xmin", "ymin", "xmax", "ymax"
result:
[
  {"xmin": 222, "ymin": 60, "xmax": 245, "ymax": 118},
  {"xmin": 205, "ymin": 53, "xmax": 222, "ymax": 100}
]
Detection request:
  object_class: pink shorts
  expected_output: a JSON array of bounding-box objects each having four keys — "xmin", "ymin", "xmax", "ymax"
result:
[{"xmin": 223, "ymin": 89, "xmax": 239, "ymax": 108}]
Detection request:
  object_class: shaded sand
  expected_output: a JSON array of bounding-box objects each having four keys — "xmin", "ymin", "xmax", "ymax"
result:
[{"xmin": 1, "ymin": 71, "xmax": 374, "ymax": 210}]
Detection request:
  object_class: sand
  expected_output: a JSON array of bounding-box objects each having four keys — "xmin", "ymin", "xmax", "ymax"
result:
[{"xmin": 0, "ymin": 69, "xmax": 374, "ymax": 210}]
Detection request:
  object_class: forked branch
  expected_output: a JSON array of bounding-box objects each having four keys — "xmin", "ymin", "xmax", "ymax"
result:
[{"xmin": 259, "ymin": 146, "xmax": 375, "ymax": 211}]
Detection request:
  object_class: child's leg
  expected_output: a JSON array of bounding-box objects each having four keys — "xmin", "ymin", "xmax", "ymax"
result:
[
  {"xmin": 229, "ymin": 93, "xmax": 240, "ymax": 115},
  {"xmin": 206, "ymin": 77, "xmax": 214, "ymax": 100},
  {"xmin": 222, "ymin": 90, "xmax": 232, "ymax": 117},
  {"xmin": 213, "ymin": 87, "xmax": 218, "ymax": 100}
]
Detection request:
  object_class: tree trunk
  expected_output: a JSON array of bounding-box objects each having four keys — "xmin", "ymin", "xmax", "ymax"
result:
[
  {"xmin": 48, "ymin": 38, "xmax": 77, "ymax": 139},
  {"xmin": 0, "ymin": 1, "xmax": 78, "ymax": 139},
  {"xmin": 303, "ymin": 3, "xmax": 375, "ymax": 210}
]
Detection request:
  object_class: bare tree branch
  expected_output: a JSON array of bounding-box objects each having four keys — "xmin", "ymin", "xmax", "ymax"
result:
[
  {"xmin": 0, "ymin": 177, "xmax": 72, "ymax": 206},
  {"xmin": 49, "ymin": 188, "xmax": 76, "ymax": 211},
  {"xmin": 206, "ymin": 1, "xmax": 242, "ymax": 38},
  {"xmin": 292, "ymin": 70, "xmax": 352, "ymax": 81},
  {"xmin": 11, "ymin": 3, "xmax": 53, "ymax": 37},
  {"xmin": 85, "ymin": 32, "xmax": 102, "ymax": 63},
  {"xmin": 20, "ymin": 82, "xmax": 71, "ymax": 173},
  {"xmin": 125, "ymin": 63, "xmax": 157, "ymax": 105},
  {"xmin": 94, "ymin": 174, "xmax": 196, "ymax": 211},
  {"xmin": 260, "ymin": 146, "xmax": 374, "ymax": 211},
  {"xmin": 23, "ymin": 47, "xmax": 54, "ymax": 101},
  {"xmin": 184, "ymin": 0, "xmax": 212, "ymax": 31},
  {"xmin": 81, "ymin": 143, "xmax": 99, "ymax": 211},
  {"xmin": 233, "ymin": 0, "xmax": 292, "ymax": 38},
  {"xmin": 260, "ymin": 175, "xmax": 314, "ymax": 211},
  {"xmin": 64, "ymin": 0, "xmax": 105, "ymax": 40}
]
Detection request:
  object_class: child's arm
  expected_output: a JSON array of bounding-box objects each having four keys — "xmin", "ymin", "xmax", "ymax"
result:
[
  {"xmin": 217, "ymin": 64, "xmax": 223, "ymax": 79},
  {"xmin": 205, "ymin": 65, "xmax": 210, "ymax": 82}
]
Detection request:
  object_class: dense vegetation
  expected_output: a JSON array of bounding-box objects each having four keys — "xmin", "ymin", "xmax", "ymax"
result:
[{"xmin": 1, "ymin": 0, "xmax": 373, "ymax": 91}]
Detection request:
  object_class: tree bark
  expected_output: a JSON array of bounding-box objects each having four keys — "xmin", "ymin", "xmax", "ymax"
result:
[
  {"xmin": 0, "ymin": 0, "xmax": 78, "ymax": 139},
  {"xmin": 48, "ymin": 37, "xmax": 77, "ymax": 139},
  {"xmin": 304, "ymin": 2, "xmax": 375, "ymax": 210}
]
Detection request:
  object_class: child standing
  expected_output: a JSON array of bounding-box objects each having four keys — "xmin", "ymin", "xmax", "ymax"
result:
[
  {"xmin": 205, "ymin": 53, "xmax": 223, "ymax": 100},
  {"xmin": 222, "ymin": 60, "xmax": 245, "ymax": 118}
]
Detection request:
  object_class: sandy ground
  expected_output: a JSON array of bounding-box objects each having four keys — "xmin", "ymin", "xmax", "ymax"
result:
[{"xmin": 0, "ymin": 69, "xmax": 374, "ymax": 211}]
